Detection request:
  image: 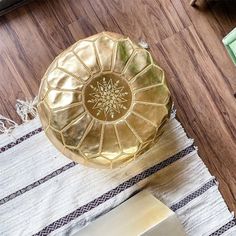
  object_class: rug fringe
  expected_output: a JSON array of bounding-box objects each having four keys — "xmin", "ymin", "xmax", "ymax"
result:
[
  {"xmin": 170, "ymin": 103, "xmax": 176, "ymax": 119},
  {"xmin": 16, "ymin": 96, "xmax": 38, "ymax": 123},
  {"xmin": 0, "ymin": 97, "xmax": 38, "ymax": 134},
  {"xmin": 0, "ymin": 114, "xmax": 18, "ymax": 135},
  {"xmin": 138, "ymin": 40, "xmax": 149, "ymax": 49},
  {"xmin": 214, "ymin": 178, "xmax": 220, "ymax": 187}
]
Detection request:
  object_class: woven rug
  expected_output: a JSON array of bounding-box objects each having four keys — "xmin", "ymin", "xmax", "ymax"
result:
[{"xmin": 0, "ymin": 110, "xmax": 235, "ymax": 236}]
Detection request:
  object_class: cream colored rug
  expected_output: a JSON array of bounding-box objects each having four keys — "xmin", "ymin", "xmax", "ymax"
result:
[{"xmin": 0, "ymin": 105, "xmax": 235, "ymax": 236}]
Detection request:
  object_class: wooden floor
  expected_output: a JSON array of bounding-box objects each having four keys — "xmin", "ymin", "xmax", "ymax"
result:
[{"xmin": 0, "ymin": 0, "xmax": 235, "ymax": 211}]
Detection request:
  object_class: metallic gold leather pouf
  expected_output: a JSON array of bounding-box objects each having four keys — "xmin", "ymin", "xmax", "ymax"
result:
[{"xmin": 37, "ymin": 32, "xmax": 172, "ymax": 169}]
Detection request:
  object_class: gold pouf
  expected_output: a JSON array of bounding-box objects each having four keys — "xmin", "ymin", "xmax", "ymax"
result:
[{"xmin": 37, "ymin": 32, "xmax": 172, "ymax": 169}]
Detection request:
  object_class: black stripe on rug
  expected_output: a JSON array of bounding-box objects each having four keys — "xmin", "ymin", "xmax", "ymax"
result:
[
  {"xmin": 170, "ymin": 179, "xmax": 216, "ymax": 211},
  {"xmin": 209, "ymin": 218, "xmax": 236, "ymax": 236},
  {"xmin": 33, "ymin": 145, "xmax": 195, "ymax": 236},
  {"xmin": 0, "ymin": 162, "xmax": 77, "ymax": 206},
  {"xmin": 0, "ymin": 127, "xmax": 42, "ymax": 153}
]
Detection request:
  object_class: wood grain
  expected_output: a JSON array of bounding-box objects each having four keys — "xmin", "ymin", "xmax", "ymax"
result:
[{"xmin": 0, "ymin": 0, "xmax": 235, "ymax": 211}]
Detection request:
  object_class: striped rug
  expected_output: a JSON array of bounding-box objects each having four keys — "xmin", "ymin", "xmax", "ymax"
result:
[{"xmin": 0, "ymin": 113, "xmax": 235, "ymax": 236}]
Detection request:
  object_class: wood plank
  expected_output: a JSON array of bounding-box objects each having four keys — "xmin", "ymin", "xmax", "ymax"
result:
[
  {"xmin": 27, "ymin": 0, "xmax": 75, "ymax": 55},
  {"xmin": 0, "ymin": 51, "xmax": 30, "ymax": 123},
  {"xmin": 177, "ymin": 0, "xmax": 236, "ymax": 92},
  {"xmin": 159, "ymin": 26, "xmax": 236, "ymax": 210},
  {"xmin": 3, "ymin": 8, "xmax": 54, "ymax": 78},
  {"xmin": 69, "ymin": 0, "xmax": 124, "ymax": 29},
  {"xmin": 68, "ymin": 0, "xmax": 106, "ymax": 39},
  {"xmin": 83, "ymin": 0, "xmax": 191, "ymax": 42}
]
